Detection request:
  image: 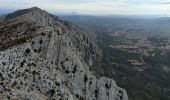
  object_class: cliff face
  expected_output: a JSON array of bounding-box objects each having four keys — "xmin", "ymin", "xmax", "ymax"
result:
[{"xmin": 0, "ymin": 7, "xmax": 128, "ymax": 100}]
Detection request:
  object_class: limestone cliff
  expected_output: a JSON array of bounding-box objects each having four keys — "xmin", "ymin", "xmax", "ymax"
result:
[{"xmin": 0, "ymin": 7, "xmax": 128, "ymax": 100}]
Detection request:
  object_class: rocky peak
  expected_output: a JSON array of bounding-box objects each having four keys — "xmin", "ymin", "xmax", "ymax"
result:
[
  {"xmin": 5, "ymin": 7, "xmax": 47, "ymax": 20},
  {"xmin": 0, "ymin": 7, "xmax": 62, "ymax": 51},
  {"xmin": 0, "ymin": 7, "xmax": 128, "ymax": 100},
  {"xmin": 3, "ymin": 7, "xmax": 60, "ymax": 27}
]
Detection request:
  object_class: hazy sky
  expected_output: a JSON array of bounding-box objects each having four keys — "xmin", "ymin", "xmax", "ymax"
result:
[{"xmin": 0, "ymin": 0, "xmax": 170, "ymax": 15}]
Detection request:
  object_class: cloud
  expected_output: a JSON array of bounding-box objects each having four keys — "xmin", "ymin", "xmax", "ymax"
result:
[
  {"xmin": 0, "ymin": 0, "xmax": 170, "ymax": 15},
  {"xmin": 158, "ymin": 2, "xmax": 170, "ymax": 4}
]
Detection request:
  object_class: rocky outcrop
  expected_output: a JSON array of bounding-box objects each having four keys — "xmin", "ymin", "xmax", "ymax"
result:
[{"xmin": 0, "ymin": 7, "xmax": 128, "ymax": 100}]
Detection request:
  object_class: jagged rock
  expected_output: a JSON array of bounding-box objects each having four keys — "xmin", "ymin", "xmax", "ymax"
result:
[{"xmin": 0, "ymin": 7, "xmax": 128, "ymax": 100}]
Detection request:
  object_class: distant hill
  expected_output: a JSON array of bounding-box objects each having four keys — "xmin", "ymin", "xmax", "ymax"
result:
[{"xmin": 0, "ymin": 9, "xmax": 14, "ymax": 15}]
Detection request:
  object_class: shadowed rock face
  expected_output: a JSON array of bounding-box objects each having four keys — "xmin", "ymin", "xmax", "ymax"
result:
[{"xmin": 0, "ymin": 7, "xmax": 128, "ymax": 100}]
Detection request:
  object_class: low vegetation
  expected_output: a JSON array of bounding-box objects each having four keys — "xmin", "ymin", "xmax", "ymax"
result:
[{"xmin": 0, "ymin": 21, "xmax": 40, "ymax": 51}]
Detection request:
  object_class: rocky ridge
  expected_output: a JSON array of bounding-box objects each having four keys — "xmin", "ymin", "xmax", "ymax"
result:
[{"xmin": 0, "ymin": 7, "xmax": 128, "ymax": 100}]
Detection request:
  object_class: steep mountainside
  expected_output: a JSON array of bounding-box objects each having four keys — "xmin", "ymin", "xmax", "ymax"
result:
[
  {"xmin": 0, "ymin": 7, "xmax": 128, "ymax": 100},
  {"xmin": 62, "ymin": 15, "xmax": 170, "ymax": 100},
  {"xmin": 0, "ymin": 15, "xmax": 5, "ymax": 22}
]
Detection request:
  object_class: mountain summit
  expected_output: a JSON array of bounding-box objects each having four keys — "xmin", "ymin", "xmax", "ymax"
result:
[
  {"xmin": 5, "ymin": 7, "xmax": 47, "ymax": 20},
  {"xmin": 0, "ymin": 7, "xmax": 128, "ymax": 100}
]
